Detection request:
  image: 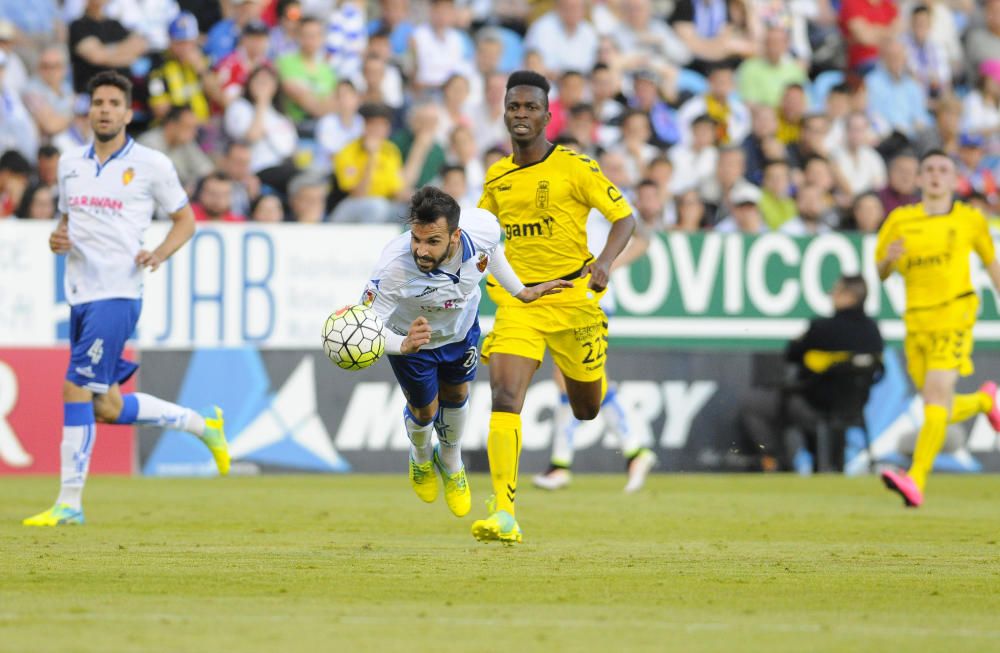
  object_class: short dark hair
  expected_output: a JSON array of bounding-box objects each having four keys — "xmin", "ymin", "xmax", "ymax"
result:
[
  {"xmin": 911, "ymin": 4, "xmax": 930, "ymax": 17},
  {"xmin": 637, "ymin": 178, "xmax": 658, "ymax": 192},
  {"xmin": 197, "ymin": 171, "xmax": 231, "ymax": 198},
  {"xmin": 506, "ymin": 70, "xmax": 550, "ymax": 107},
  {"xmin": 692, "ymin": 113, "xmax": 718, "ymax": 128},
  {"xmin": 164, "ymin": 104, "xmax": 194, "ymax": 124},
  {"xmin": 837, "ymin": 274, "xmax": 868, "ymax": 307},
  {"xmin": 38, "ymin": 144, "xmax": 60, "ymax": 159},
  {"xmin": 439, "ymin": 164, "xmax": 466, "ymax": 178},
  {"xmin": 0, "ymin": 150, "xmax": 31, "ymax": 175},
  {"xmin": 86, "ymin": 70, "xmax": 133, "ymax": 104},
  {"xmin": 408, "ymin": 185, "xmax": 461, "ymax": 232},
  {"xmin": 919, "ymin": 148, "xmax": 950, "ymax": 164}
]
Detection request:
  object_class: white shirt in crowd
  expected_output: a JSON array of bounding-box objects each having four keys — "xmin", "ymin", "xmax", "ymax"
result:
[
  {"xmin": 523, "ymin": 11, "xmax": 599, "ymax": 75},
  {"xmin": 831, "ymin": 146, "xmax": 887, "ymax": 196},
  {"xmin": 363, "ymin": 207, "xmax": 525, "ymax": 355},
  {"xmin": 411, "ymin": 23, "xmax": 467, "ymax": 88},
  {"xmin": 223, "ymin": 99, "xmax": 298, "ymax": 172},
  {"xmin": 58, "ymin": 138, "xmax": 188, "ymax": 305}
]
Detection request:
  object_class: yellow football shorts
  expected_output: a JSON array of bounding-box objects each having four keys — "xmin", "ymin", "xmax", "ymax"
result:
[
  {"xmin": 903, "ymin": 294, "xmax": 978, "ymax": 389},
  {"xmin": 480, "ymin": 301, "xmax": 609, "ymax": 383}
]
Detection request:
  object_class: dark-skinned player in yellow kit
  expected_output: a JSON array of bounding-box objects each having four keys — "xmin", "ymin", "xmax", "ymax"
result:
[{"xmin": 472, "ymin": 71, "xmax": 636, "ymax": 543}]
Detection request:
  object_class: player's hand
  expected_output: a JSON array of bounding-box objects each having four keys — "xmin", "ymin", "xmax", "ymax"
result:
[
  {"xmin": 515, "ymin": 279, "xmax": 574, "ymax": 303},
  {"xmin": 135, "ymin": 249, "xmax": 165, "ymax": 272},
  {"xmin": 401, "ymin": 316, "xmax": 432, "ymax": 354},
  {"xmin": 586, "ymin": 260, "xmax": 612, "ymax": 292},
  {"xmin": 49, "ymin": 222, "xmax": 71, "ymax": 254},
  {"xmin": 886, "ymin": 238, "xmax": 906, "ymax": 264}
]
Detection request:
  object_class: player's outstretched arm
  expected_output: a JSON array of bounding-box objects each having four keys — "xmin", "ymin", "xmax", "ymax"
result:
[
  {"xmin": 516, "ymin": 279, "xmax": 575, "ymax": 303},
  {"xmin": 486, "ymin": 241, "xmax": 572, "ymax": 302},
  {"xmin": 136, "ymin": 204, "xmax": 196, "ymax": 272},
  {"xmin": 49, "ymin": 215, "xmax": 70, "ymax": 254},
  {"xmin": 589, "ymin": 215, "xmax": 636, "ymax": 292},
  {"xmin": 399, "ymin": 316, "xmax": 432, "ymax": 354}
]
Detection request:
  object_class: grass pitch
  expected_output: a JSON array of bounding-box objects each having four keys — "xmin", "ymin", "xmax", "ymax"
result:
[{"xmin": 2, "ymin": 474, "xmax": 999, "ymax": 653}]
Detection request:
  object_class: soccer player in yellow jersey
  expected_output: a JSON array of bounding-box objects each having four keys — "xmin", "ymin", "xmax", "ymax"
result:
[
  {"xmin": 471, "ymin": 71, "xmax": 636, "ymax": 542},
  {"xmin": 876, "ymin": 149, "xmax": 1000, "ymax": 508}
]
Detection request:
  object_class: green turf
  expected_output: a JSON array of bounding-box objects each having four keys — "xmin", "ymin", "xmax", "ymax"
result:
[{"xmin": 2, "ymin": 474, "xmax": 1000, "ymax": 653}]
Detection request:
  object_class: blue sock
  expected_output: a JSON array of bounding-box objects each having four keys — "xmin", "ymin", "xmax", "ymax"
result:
[{"xmin": 115, "ymin": 394, "xmax": 139, "ymax": 424}]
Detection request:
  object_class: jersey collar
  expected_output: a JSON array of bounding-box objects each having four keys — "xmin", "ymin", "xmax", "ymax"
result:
[
  {"xmin": 87, "ymin": 136, "xmax": 135, "ymax": 176},
  {"xmin": 427, "ymin": 232, "xmax": 475, "ymax": 283}
]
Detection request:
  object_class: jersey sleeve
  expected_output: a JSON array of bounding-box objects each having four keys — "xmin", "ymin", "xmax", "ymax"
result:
[
  {"xmin": 970, "ymin": 207, "xmax": 996, "ymax": 266},
  {"xmin": 151, "ymin": 155, "xmax": 190, "ymax": 214},
  {"xmin": 477, "ymin": 185, "xmax": 498, "ymax": 214},
  {"xmin": 874, "ymin": 210, "xmax": 899, "ymax": 264},
  {"xmin": 57, "ymin": 155, "xmax": 68, "ymax": 215},
  {"xmin": 572, "ymin": 157, "xmax": 632, "ymax": 222}
]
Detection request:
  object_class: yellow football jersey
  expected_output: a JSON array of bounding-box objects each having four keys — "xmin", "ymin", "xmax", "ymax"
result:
[
  {"xmin": 875, "ymin": 201, "xmax": 995, "ymax": 313},
  {"xmin": 478, "ymin": 145, "xmax": 632, "ymax": 288}
]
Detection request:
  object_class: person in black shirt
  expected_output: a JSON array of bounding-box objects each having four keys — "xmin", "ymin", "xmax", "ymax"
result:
[
  {"xmin": 68, "ymin": 0, "xmax": 147, "ymax": 95},
  {"xmin": 740, "ymin": 275, "xmax": 884, "ymax": 471}
]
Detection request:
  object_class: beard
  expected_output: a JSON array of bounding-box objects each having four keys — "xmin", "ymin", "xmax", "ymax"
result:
[
  {"xmin": 94, "ymin": 125, "xmax": 123, "ymax": 143},
  {"xmin": 412, "ymin": 242, "xmax": 454, "ymax": 271}
]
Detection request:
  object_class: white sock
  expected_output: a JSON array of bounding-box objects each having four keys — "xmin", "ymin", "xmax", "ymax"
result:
[
  {"xmin": 434, "ymin": 398, "xmax": 469, "ymax": 473},
  {"xmin": 603, "ymin": 385, "xmax": 641, "ymax": 458},
  {"xmin": 551, "ymin": 394, "xmax": 576, "ymax": 468},
  {"xmin": 56, "ymin": 422, "xmax": 96, "ymax": 511},
  {"xmin": 404, "ymin": 407, "xmax": 434, "ymax": 464},
  {"xmin": 128, "ymin": 393, "xmax": 205, "ymax": 437}
]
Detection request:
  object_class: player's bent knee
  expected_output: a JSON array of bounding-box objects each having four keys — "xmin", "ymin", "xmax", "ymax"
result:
[
  {"xmin": 92, "ymin": 395, "xmax": 123, "ymax": 423},
  {"xmin": 491, "ymin": 386, "xmax": 523, "ymax": 414}
]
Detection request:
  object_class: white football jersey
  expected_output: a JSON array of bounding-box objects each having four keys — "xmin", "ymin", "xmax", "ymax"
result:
[
  {"xmin": 58, "ymin": 138, "xmax": 189, "ymax": 306},
  {"xmin": 364, "ymin": 208, "xmax": 503, "ymax": 350}
]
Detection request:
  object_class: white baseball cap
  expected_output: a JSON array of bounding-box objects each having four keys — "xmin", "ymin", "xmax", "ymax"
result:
[{"xmin": 730, "ymin": 182, "xmax": 762, "ymax": 206}]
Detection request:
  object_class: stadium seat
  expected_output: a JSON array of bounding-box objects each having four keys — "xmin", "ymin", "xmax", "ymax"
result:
[
  {"xmin": 809, "ymin": 70, "xmax": 845, "ymax": 110},
  {"xmin": 677, "ymin": 68, "xmax": 709, "ymax": 96}
]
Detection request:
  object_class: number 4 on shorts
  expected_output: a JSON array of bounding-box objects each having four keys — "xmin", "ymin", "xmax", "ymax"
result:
[{"xmin": 87, "ymin": 339, "xmax": 104, "ymax": 365}]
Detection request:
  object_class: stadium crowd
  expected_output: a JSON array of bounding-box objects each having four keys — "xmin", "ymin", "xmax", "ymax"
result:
[{"xmin": 0, "ymin": 0, "xmax": 999, "ymax": 232}]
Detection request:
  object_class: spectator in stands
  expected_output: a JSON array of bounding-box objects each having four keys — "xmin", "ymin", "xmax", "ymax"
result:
[
  {"xmin": 408, "ymin": 0, "xmax": 467, "ymax": 95},
  {"xmin": 439, "ymin": 163, "xmax": 475, "ymax": 211},
  {"xmin": 224, "ymin": 65, "xmax": 298, "ymax": 177},
  {"xmin": 715, "ymin": 183, "xmax": 765, "ymax": 233},
  {"xmin": 34, "ymin": 145, "xmax": 60, "ymax": 199},
  {"xmin": 832, "ymin": 111, "xmax": 887, "ymax": 196},
  {"xmin": 16, "ymin": 184, "xmax": 57, "ymax": 220},
  {"xmin": 148, "ymin": 12, "xmax": 213, "ymax": 123},
  {"xmin": 0, "ymin": 52, "xmax": 39, "ymax": 162},
  {"xmin": 965, "ymin": 0, "xmax": 1000, "ymax": 82},
  {"xmin": 877, "ymin": 151, "xmax": 920, "ymax": 215},
  {"xmin": 677, "ymin": 63, "xmax": 750, "ymax": 146},
  {"xmin": 471, "ymin": 71, "xmax": 509, "ymax": 156},
  {"xmin": 0, "ymin": 20, "xmax": 29, "ymax": 95},
  {"xmin": 955, "ymin": 134, "xmax": 1000, "ymax": 210},
  {"xmin": 646, "ymin": 155, "xmax": 676, "ymax": 213},
  {"xmin": 743, "ymin": 104, "xmax": 778, "ymax": 184},
  {"xmin": 775, "ymin": 84, "xmax": 808, "ymax": 145},
  {"xmin": 249, "ymin": 193, "xmax": 285, "ymax": 222},
  {"xmin": 598, "ymin": 148, "xmax": 636, "ymax": 202},
  {"xmin": 68, "ymin": 0, "xmax": 147, "ymax": 95},
  {"xmin": 22, "ymin": 46, "xmax": 74, "ymax": 141},
  {"xmin": 393, "ymin": 101, "xmax": 446, "ymax": 189},
  {"xmin": 628, "ymin": 69, "xmax": 681, "ymax": 149},
  {"xmin": 591, "ymin": 62, "xmax": 626, "ymax": 126},
  {"xmin": 524, "ymin": 0, "xmax": 599, "ymax": 78},
  {"xmin": 759, "ymin": 159, "xmax": 796, "ymax": 230},
  {"xmin": 53, "ymin": 94, "xmax": 94, "ymax": 153},
  {"xmin": 702, "ymin": 144, "xmax": 749, "ymax": 222},
  {"xmin": 277, "ymin": 15, "xmax": 337, "ymax": 125},
  {"xmin": 903, "ymin": 4, "xmax": 950, "ymax": 98},
  {"xmin": 316, "ymin": 79, "xmax": 364, "ymax": 163},
  {"xmin": 838, "ymin": 0, "xmax": 900, "ymax": 74},
  {"xmin": 788, "ymin": 114, "xmax": 833, "ymax": 171},
  {"xmin": 914, "ymin": 93, "xmax": 961, "ymax": 157},
  {"xmin": 546, "ymin": 70, "xmax": 588, "ymax": 141},
  {"xmin": 614, "ymin": 109, "xmax": 661, "ymax": 186},
  {"xmin": 668, "ymin": 0, "xmax": 755, "ymax": 77},
  {"xmin": 781, "ymin": 184, "xmax": 835, "ymax": 235},
  {"xmin": 446, "ymin": 125, "xmax": 483, "ymax": 199},
  {"xmin": 670, "ymin": 114, "xmax": 719, "ymax": 195},
  {"xmin": 205, "ymin": 0, "xmax": 263, "ymax": 64},
  {"xmin": 137, "ymin": 105, "xmax": 214, "ymax": 192},
  {"xmin": 864, "ymin": 39, "xmax": 932, "ymax": 137},
  {"xmin": 331, "ymin": 101, "xmax": 404, "ymax": 222},
  {"xmin": 634, "ymin": 177, "xmax": 668, "ymax": 232},
  {"xmin": 802, "ymin": 155, "xmax": 850, "ymax": 210},
  {"xmin": 614, "ymin": 0, "xmax": 691, "ymax": 73},
  {"xmin": 847, "ymin": 190, "xmax": 885, "ymax": 232},
  {"xmin": 193, "ymin": 172, "xmax": 246, "ymax": 222},
  {"xmin": 0, "ymin": 150, "xmax": 31, "ymax": 218},
  {"xmin": 215, "ymin": 20, "xmax": 272, "ymax": 106},
  {"xmin": 219, "ymin": 140, "xmax": 260, "ymax": 217},
  {"xmin": 675, "ymin": 187, "xmax": 709, "ymax": 231},
  {"xmin": 436, "ymin": 73, "xmax": 473, "ymax": 145},
  {"xmin": 268, "ymin": 0, "xmax": 301, "ymax": 59},
  {"xmin": 359, "ymin": 42, "xmax": 404, "ymax": 110},
  {"xmin": 962, "ymin": 60, "xmax": 1000, "ymax": 138},
  {"xmin": 737, "ymin": 25, "xmax": 807, "ymax": 109},
  {"xmin": 562, "ymin": 103, "xmax": 599, "ymax": 158},
  {"xmin": 326, "ymin": 0, "xmax": 368, "ymax": 81},
  {"xmin": 287, "ymin": 172, "xmax": 328, "ymax": 222},
  {"xmin": 0, "ymin": 0, "xmax": 62, "ymax": 46},
  {"xmin": 367, "ymin": 0, "xmax": 414, "ymax": 58}
]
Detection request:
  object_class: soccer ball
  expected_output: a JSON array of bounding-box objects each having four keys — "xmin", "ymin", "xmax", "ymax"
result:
[{"xmin": 322, "ymin": 304, "xmax": 386, "ymax": 370}]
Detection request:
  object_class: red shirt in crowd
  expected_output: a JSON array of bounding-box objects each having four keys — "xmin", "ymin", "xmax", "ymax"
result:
[
  {"xmin": 839, "ymin": 0, "xmax": 898, "ymax": 71},
  {"xmin": 192, "ymin": 203, "xmax": 246, "ymax": 222}
]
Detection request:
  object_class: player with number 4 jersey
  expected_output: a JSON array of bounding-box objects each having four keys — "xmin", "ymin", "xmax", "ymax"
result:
[{"xmin": 361, "ymin": 186, "xmax": 569, "ymax": 519}]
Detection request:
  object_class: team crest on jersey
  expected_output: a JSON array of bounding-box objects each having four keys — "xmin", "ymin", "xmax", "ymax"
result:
[
  {"xmin": 361, "ymin": 287, "xmax": 377, "ymax": 307},
  {"xmin": 476, "ymin": 252, "xmax": 489, "ymax": 272},
  {"xmin": 535, "ymin": 181, "xmax": 550, "ymax": 208},
  {"xmin": 122, "ymin": 167, "xmax": 135, "ymax": 186}
]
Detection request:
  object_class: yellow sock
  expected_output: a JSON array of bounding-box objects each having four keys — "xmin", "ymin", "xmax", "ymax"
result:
[
  {"xmin": 908, "ymin": 404, "xmax": 949, "ymax": 492},
  {"xmin": 488, "ymin": 411, "xmax": 522, "ymax": 515},
  {"xmin": 949, "ymin": 392, "xmax": 992, "ymax": 423}
]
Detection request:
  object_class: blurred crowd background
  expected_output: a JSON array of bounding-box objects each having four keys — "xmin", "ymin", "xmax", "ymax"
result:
[{"xmin": 0, "ymin": 0, "xmax": 999, "ymax": 236}]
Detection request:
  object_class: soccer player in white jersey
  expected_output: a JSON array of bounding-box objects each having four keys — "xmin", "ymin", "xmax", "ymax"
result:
[
  {"xmin": 533, "ymin": 210, "xmax": 658, "ymax": 493},
  {"xmin": 23, "ymin": 71, "xmax": 231, "ymax": 527},
  {"xmin": 362, "ymin": 186, "xmax": 570, "ymax": 517}
]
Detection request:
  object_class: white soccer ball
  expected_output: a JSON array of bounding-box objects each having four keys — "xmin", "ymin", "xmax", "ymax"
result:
[{"xmin": 322, "ymin": 304, "xmax": 386, "ymax": 370}]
